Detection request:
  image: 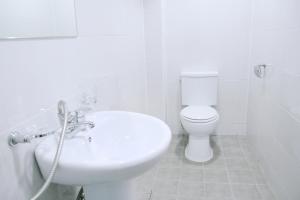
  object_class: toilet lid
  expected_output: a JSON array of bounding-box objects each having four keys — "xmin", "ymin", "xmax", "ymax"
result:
[{"xmin": 181, "ymin": 106, "xmax": 218, "ymax": 121}]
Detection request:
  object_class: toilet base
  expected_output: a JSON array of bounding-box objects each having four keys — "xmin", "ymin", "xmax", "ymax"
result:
[{"xmin": 185, "ymin": 135, "xmax": 213, "ymax": 162}]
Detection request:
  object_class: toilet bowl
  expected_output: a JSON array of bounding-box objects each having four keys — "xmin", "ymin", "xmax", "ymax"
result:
[{"xmin": 180, "ymin": 105, "xmax": 219, "ymax": 162}]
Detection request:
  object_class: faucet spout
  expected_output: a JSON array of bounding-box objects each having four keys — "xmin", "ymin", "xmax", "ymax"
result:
[
  {"xmin": 84, "ymin": 121, "xmax": 95, "ymax": 129},
  {"xmin": 75, "ymin": 121, "xmax": 95, "ymax": 129},
  {"xmin": 65, "ymin": 120, "xmax": 95, "ymax": 134}
]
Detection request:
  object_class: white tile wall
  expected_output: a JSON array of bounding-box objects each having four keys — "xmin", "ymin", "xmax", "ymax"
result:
[
  {"xmin": 0, "ymin": 0, "xmax": 147, "ymax": 199},
  {"xmin": 248, "ymin": 0, "xmax": 300, "ymax": 199},
  {"xmin": 143, "ymin": 0, "xmax": 166, "ymax": 120},
  {"xmin": 162, "ymin": 0, "xmax": 252, "ymax": 135}
]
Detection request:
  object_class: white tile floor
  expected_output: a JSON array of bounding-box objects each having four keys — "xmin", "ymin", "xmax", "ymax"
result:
[{"xmin": 136, "ymin": 135, "xmax": 276, "ymax": 200}]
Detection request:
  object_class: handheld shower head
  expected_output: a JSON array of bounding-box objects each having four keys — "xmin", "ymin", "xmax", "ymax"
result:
[
  {"xmin": 57, "ymin": 100, "xmax": 67, "ymax": 126},
  {"xmin": 58, "ymin": 100, "xmax": 67, "ymax": 115}
]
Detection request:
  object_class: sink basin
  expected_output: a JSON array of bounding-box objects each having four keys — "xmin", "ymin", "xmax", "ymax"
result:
[{"xmin": 35, "ymin": 111, "xmax": 172, "ymax": 200}]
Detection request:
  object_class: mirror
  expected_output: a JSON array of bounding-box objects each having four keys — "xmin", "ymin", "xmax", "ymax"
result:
[{"xmin": 0, "ymin": 0, "xmax": 77, "ymax": 39}]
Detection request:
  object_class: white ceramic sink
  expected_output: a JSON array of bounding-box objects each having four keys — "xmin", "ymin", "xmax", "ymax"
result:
[{"xmin": 35, "ymin": 111, "xmax": 172, "ymax": 200}]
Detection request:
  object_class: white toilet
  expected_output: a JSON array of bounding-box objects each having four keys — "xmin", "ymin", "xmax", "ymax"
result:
[{"xmin": 180, "ymin": 72, "xmax": 219, "ymax": 162}]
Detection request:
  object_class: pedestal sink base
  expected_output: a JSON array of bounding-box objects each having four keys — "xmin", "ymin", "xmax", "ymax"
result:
[{"xmin": 83, "ymin": 180, "xmax": 136, "ymax": 200}]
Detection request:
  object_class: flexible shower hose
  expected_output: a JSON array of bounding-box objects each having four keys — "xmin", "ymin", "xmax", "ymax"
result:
[{"xmin": 30, "ymin": 101, "xmax": 69, "ymax": 200}]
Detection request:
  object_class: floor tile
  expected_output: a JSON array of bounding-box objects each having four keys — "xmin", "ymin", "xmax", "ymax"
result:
[
  {"xmin": 237, "ymin": 135, "xmax": 249, "ymax": 146},
  {"xmin": 170, "ymin": 135, "xmax": 187, "ymax": 148},
  {"xmin": 182, "ymin": 158, "xmax": 203, "ymax": 169},
  {"xmin": 137, "ymin": 192, "xmax": 151, "ymax": 200},
  {"xmin": 156, "ymin": 167, "xmax": 181, "ymax": 180},
  {"xmin": 180, "ymin": 168, "xmax": 203, "ymax": 182},
  {"xmin": 223, "ymin": 146, "xmax": 244, "ymax": 158},
  {"xmin": 136, "ymin": 180, "xmax": 154, "ymax": 194},
  {"xmin": 204, "ymin": 168, "xmax": 229, "ymax": 183},
  {"xmin": 210, "ymin": 136, "xmax": 223, "ymax": 150},
  {"xmin": 253, "ymin": 168, "xmax": 267, "ymax": 185},
  {"xmin": 245, "ymin": 156, "xmax": 261, "ymax": 170},
  {"xmin": 137, "ymin": 168, "xmax": 157, "ymax": 182},
  {"xmin": 204, "ymin": 183, "xmax": 233, "ymax": 199},
  {"xmin": 166, "ymin": 146, "xmax": 185, "ymax": 158},
  {"xmin": 228, "ymin": 170, "xmax": 256, "ymax": 184},
  {"xmin": 135, "ymin": 136, "xmax": 275, "ymax": 200},
  {"xmin": 225, "ymin": 158, "xmax": 250, "ymax": 170},
  {"xmin": 157, "ymin": 155, "xmax": 182, "ymax": 168},
  {"xmin": 177, "ymin": 196, "xmax": 204, "ymax": 200},
  {"xmin": 256, "ymin": 185, "xmax": 276, "ymax": 200},
  {"xmin": 152, "ymin": 179, "xmax": 178, "ymax": 195},
  {"xmin": 177, "ymin": 181, "xmax": 205, "ymax": 198},
  {"xmin": 220, "ymin": 136, "xmax": 239, "ymax": 148},
  {"xmin": 151, "ymin": 194, "xmax": 177, "ymax": 200},
  {"xmin": 232, "ymin": 184, "xmax": 262, "ymax": 200},
  {"xmin": 202, "ymin": 156, "xmax": 226, "ymax": 169}
]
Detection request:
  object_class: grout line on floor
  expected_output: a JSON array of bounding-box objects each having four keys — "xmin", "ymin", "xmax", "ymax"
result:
[{"xmin": 223, "ymin": 145, "xmax": 236, "ymax": 200}]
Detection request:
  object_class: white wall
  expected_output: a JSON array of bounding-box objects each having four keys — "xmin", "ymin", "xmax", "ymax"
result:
[
  {"xmin": 248, "ymin": 0, "xmax": 300, "ymax": 199},
  {"xmin": 162, "ymin": 0, "xmax": 252, "ymax": 135},
  {"xmin": 143, "ymin": 0, "xmax": 166, "ymax": 120},
  {"xmin": 0, "ymin": 0, "xmax": 147, "ymax": 199}
]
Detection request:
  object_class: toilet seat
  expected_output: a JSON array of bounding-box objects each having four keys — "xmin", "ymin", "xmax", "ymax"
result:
[{"xmin": 181, "ymin": 106, "xmax": 218, "ymax": 123}]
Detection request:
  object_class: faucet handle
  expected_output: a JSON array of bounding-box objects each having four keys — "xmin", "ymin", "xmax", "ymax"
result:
[
  {"xmin": 67, "ymin": 111, "xmax": 79, "ymax": 123},
  {"xmin": 58, "ymin": 109, "xmax": 87, "ymax": 127},
  {"xmin": 75, "ymin": 110, "xmax": 86, "ymax": 122}
]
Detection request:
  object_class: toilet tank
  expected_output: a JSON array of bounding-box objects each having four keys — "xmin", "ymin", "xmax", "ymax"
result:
[{"xmin": 181, "ymin": 72, "xmax": 218, "ymax": 106}]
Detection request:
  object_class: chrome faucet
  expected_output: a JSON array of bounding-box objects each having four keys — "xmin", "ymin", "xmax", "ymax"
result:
[
  {"xmin": 9, "ymin": 106, "xmax": 95, "ymax": 146},
  {"xmin": 58, "ymin": 110, "xmax": 95, "ymax": 134}
]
